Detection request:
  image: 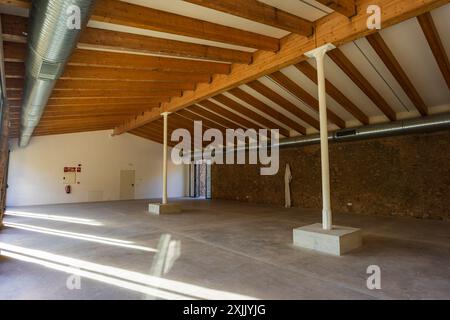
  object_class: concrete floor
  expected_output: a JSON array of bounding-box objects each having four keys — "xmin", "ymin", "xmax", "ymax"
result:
[{"xmin": 0, "ymin": 198, "xmax": 449, "ymax": 300}]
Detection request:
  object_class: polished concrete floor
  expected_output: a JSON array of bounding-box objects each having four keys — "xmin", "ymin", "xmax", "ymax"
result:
[{"xmin": 0, "ymin": 198, "xmax": 449, "ymax": 300}]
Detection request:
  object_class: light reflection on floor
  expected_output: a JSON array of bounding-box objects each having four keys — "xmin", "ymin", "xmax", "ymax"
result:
[{"xmin": 0, "ymin": 242, "xmax": 257, "ymax": 300}]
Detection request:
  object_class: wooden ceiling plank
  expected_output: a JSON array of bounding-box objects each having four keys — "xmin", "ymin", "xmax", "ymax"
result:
[
  {"xmin": 92, "ymin": 0, "xmax": 280, "ymax": 51},
  {"xmin": 268, "ymin": 71, "xmax": 346, "ymax": 128},
  {"xmin": 294, "ymin": 61, "xmax": 369, "ymax": 125},
  {"xmin": 417, "ymin": 12, "xmax": 450, "ymax": 90},
  {"xmin": 366, "ymin": 32, "xmax": 428, "ymax": 116},
  {"xmin": 184, "ymin": 0, "xmax": 313, "ymax": 36},
  {"xmin": 328, "ymin": 48, "xmax": 397, "ymax": 121}
]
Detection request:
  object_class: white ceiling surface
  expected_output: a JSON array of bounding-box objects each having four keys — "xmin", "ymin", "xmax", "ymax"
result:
[{"xmin": 87, "ymin": 0, "xmax": 328, "ymax": 54}]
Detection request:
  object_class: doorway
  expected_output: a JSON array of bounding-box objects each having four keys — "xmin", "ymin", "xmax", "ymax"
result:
[
  {"xmin": 120, "ymin": 170, "xmax": 135, "ymax": 200},
  {"xmin": 189, "ymin": 162, "xmax": 211, "ymax": 199}
]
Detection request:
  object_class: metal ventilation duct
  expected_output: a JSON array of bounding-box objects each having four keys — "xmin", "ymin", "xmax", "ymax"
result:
[
  {"xmin": 278, "ymin": 112, "xmax": 450, "ymax": 149},
  {"xmin": 190, "ymin": 112, "xmax": 450, "ymax": 159},
  {"xmin": 19, "ymin": 0, "xmax": 96, "ymax": 147}
]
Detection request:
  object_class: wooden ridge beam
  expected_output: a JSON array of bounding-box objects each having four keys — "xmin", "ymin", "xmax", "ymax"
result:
[
  {"xmin": 366, "ymin": 32, "xmax": 428, "ymax": 116},
  {"xmin": 184, "ymin": 0, "xmax": 313, "ymax": 36},
  {"xmin": 294, "ymin": 61, "xmax": 369, "ymax": 125},
  {"xmin": 113, "ymin": 0, "xmax": 447, "ymax": 135},
  {"xmin": 328, "ymin": 48, "xmax": 397, "ymax": 121},
  {"xmin": 92, "ymin": 0, "xmax": 280, "ymax": 52}
]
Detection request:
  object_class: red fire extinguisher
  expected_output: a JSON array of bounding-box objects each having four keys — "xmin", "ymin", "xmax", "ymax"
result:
[{"xmin": 65, "ymin": 185, "xmax": 71, "ymax": 194}]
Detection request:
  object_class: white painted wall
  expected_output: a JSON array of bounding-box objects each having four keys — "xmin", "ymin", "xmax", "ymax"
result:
[{"xmin": 6, "ymin": 130, "xmax": 187, "ymax": 206}]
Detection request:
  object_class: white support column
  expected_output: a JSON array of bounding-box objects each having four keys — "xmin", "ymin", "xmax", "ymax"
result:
[
  {"xmin": 162, "ymin": 112, "xmax": 169, "ymax": 205},
  {"xmin": 148, "ymin": 112, "xmax": 181, "ymax": 214},
  {"xmin": 305, "ymin": 43, "xmax": 335, "ymax": 231},
  {"xmin": 293, "ymin": 44, "xmax": 362, "ymax": 256}
]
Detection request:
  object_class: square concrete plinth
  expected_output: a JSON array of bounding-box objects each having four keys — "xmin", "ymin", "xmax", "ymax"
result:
[
  {"xmin": 293, "ymin": 223, "xmax": 362, "ymax": 256},
  {"xmin": 148, "ymin": 203, "xmax": 181, "ymax": 215}
]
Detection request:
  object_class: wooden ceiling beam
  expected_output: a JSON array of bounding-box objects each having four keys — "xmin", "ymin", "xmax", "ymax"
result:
[
  {"xmin": 177, "ymin": 109, "xmax": 224, "ymax": 131},
  {"xmin": 366, "ymin": 32, "xmax": 428, "ymax": 116},
  {"xmin": 328, "ymin": 48, "xmax": 397, "ymax": 121},
  {"xmin": 48, "ymin": 89, "xmax": 181, "ymax": 99},
  {"xmin": 294, "ymin": 61, "xmax": 369, "ymax": 125},
  {"xmin": 8, "ymin": 81, "xmax": 196, "ymax": 92},
  {"xmin": 189, "ymin": 105, "xmax": 245, "ymax": 131},
  {"xmin": 199, "ymin": 100, "xmax": 262, "ymax": 130},
  {"xmin": 32, "ymin": 127, "xmax": 118, "ymax": 137},
  {"xmin": 417, "ymin": 12, "xmax": 450, "ymax": 90},
  {"xmin": 3, "ymin": 41, "xmax": 232, "ymax": 74},
  {"xmin": 228, "ymin": 87, "xmax": 307, "ymax": 135},
  {"xmin": 114, "ymin": 0, "xmax": 446, "ymax": 134},
  {"xmin": 268, "ymin": 71, "xmax": 346, "ymax": 128},
  {"xmin": 184, "ymin": 0, "xmax": 313, "ymax": 36},
  {"xmin": 1, "ymin": 14, "xmax": 253, "ymax": 64},
  {"xmin": 60, "ymin": 66, "xmax": 212, "ymax": 83},
  {"xmin": 45, "ymin": 98, "xmax": 164, "ymax": 107},
  {"xmin": 79, "ymin": 27, "xmax": 253, "ymax": 64},
  {"xmin": 8, "ymin": 90, "xmax": 180, "ymax": 100},
  {"xmin": 315, "ymin": 0, "xmax": 357, "ymax": 18},
  {"xmin": 213, "ymin": 94, "xmax": 290, "ymax": 137},
  {"xmin": 246, "ymin": 80, "xmax": 320, "ymax": 130},
  {"xmin": 92, "ymin": 0, "xmax": 280, "ymax": 51},
  {"xmin": 52, "ymin": 79, "xmax": 196, "ymax": 91}
]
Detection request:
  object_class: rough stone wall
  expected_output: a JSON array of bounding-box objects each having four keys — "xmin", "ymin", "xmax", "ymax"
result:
[{"xmin": 212, "ymin": 130, "xmax": 450, "ymax": 221}]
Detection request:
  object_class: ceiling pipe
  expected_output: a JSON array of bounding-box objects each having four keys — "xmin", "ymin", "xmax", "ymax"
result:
[
  {"xmin": 188, "ymin": 112, "xmax": 450, "ymax": 159},
  {"xmin": 19, "ymin": 0, "xmax": 96, "ymax": 147},
  {"xmin": 278, "ymin": 112, "xmax": 450, "ymax": 149}
]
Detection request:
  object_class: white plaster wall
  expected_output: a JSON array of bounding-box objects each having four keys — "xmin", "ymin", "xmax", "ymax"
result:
[{"xmin": 6, "ymin": 130, "xmax": 187, "ymax": 206}]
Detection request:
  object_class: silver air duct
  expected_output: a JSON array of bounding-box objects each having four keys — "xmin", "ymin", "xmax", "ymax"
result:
[
  {"xmin": 278, "ymin": 112, "xmax": 450, "ymax": 149},
  {"xmin": 19, "ymin": 0, "xmax": 96, "ymax": 147},
  {"xmin": 189, "ymin": 113, "xmax": 450, "ymax": 159}
]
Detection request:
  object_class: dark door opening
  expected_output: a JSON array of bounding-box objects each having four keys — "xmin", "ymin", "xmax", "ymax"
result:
[{"xmin": 189, "ymin": 162, "xmax": 211, "ymax": 199}]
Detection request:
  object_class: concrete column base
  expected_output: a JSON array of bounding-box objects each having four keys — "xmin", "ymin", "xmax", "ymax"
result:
[
  {"xmin": 148, "ymin": 203, "xmax": 182, "ymax": 215},
  {"xmin": 293, "ymin": 223, "xmax": 362, "ymax": 256}
]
